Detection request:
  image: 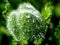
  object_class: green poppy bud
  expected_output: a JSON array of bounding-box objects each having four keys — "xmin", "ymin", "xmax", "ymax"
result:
[{"xmin": 7, "ymin": 3, "xmax": 47, "ymax": 44}]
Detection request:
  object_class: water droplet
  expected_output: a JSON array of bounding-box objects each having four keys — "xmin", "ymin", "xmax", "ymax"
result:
[
  {"xmin": 26, "ymin": 15, "xmax": 30, "ymax": 18},
  {"xmin": 27, "ymin": 30, "xmax": 30, "ymax": 32},
  {"xmin": 35, "ymin": 37, "xmax": 37, "ymax": 39},
  {"xmin": 27, "ymin": 20, "xmax": 29, "ymax": 22},
  {"xmin": 33, "ymin": 19, "xmax": 35, "ymax": 23},
  {"xmin": 32, "ymin": 35, "xmax": 35, "ymax": 37},
  {"xmin": 23, "ymin": 32, "xmax": 25, "ymax": 35}
]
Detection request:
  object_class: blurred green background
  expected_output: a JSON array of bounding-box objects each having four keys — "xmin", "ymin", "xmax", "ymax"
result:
[{"xmin": 0, "ymin": 0, "xmax": 60, "ymax": 45}]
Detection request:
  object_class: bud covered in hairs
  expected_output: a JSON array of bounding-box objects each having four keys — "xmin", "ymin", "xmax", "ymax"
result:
[{"xmin": 7, "ymin": 3, "xmax": 48, "ymax": 42}]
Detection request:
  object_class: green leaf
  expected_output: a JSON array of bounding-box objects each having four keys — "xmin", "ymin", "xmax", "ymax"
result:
[
  {"xmin": 41, "ymin": 2, "xmax": 53, "ymax": 24},
  {"xmin": 34, "ymin": 38, "xmax": 43, "ymax": 45}
]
